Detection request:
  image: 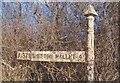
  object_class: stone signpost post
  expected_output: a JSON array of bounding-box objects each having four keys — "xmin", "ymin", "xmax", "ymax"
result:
[
  {"xmin": 16, "ymin": 5, "xmax": 98, "ymax": 81},
  {"xmin": 84, "ymin": 5, "xmax": 98, "ymax": 81}
]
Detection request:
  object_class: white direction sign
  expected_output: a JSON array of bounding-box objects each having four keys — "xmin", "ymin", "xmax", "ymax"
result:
[{"xmin": 17, "ymin": 51, "xmax": 85, "ymax": 62}]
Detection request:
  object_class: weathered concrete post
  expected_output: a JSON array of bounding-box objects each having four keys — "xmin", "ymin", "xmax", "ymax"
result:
[{"xmin": 84, "ymin": 5, "xmax": 98, "ymax": 81}]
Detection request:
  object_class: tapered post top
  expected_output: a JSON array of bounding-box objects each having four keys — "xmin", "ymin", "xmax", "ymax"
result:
[{"xmin": 84, "ymin": 5, "xmax": 98, "ymax": 17}]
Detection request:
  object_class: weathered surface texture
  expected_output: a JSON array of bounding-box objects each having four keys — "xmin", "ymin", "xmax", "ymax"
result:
[
  {"xmin": 17, "ymin": 51, "xmax": 85, "ymax": 62},
  {"xmin": 84, "ymin": 5, "xmax": 97, "ymax": 81}
]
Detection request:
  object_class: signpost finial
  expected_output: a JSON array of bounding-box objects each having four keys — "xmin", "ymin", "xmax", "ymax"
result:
[{"xmin": 84, "ymin": 5, "xmax": 98, "ymax": 16}]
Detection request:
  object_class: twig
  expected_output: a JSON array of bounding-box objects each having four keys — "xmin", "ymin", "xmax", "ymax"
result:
[{"xmin": 2, "ymin": 59, "xmax": 14, "ymax": 70}]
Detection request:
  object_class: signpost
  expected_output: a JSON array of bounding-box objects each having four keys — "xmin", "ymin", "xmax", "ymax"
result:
[
  {"xmin": 17, "ymin": 5, "xmax": 98, "ymax": 81},
  {"xmin": 17, "ymin": 51, "xmax": 85, "ymax": 62},
  {"xmin": 84, "ymin": 5, "xmax": 98, "ymax": 81}
]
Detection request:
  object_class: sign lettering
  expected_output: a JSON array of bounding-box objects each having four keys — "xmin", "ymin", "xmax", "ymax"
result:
[{"xmin": 17, "ymin": 51, "xmax": 85, "ymax": 62}]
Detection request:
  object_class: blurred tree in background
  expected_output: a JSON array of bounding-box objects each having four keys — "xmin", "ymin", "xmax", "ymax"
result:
[{"xmin": 2, "ymin": 2, "xmax": 119, "ymax": 81}]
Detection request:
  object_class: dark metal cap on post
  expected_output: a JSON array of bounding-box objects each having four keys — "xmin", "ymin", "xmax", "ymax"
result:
[{"xmin": 84, "ymin": 5, "xmax": 98, "ymax": 16}]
